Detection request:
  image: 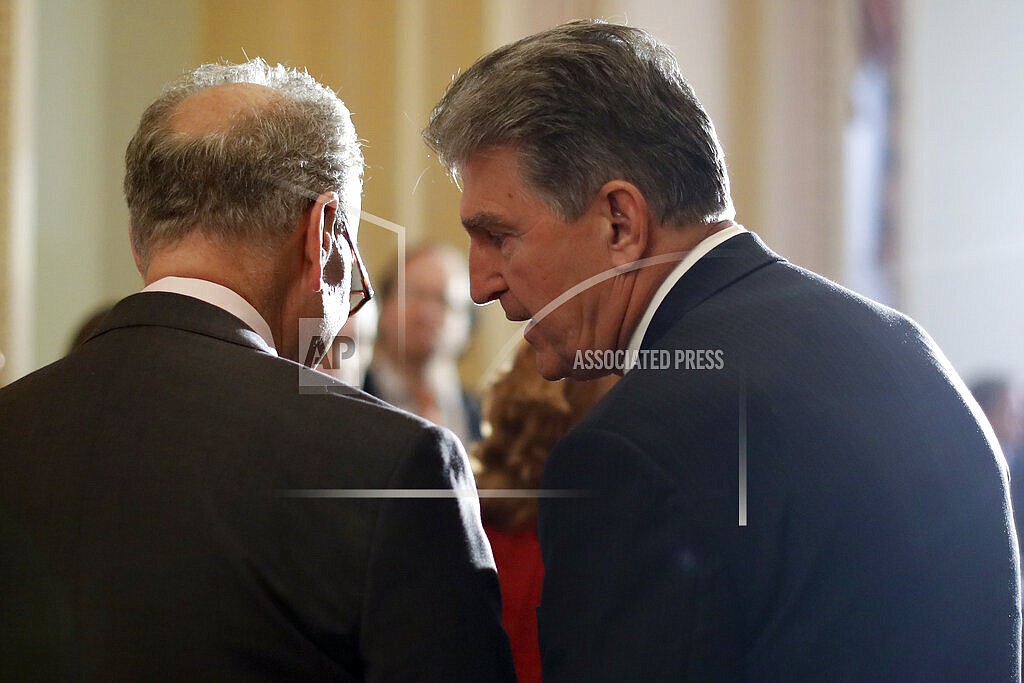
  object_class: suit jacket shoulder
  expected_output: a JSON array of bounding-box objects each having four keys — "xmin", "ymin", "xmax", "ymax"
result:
[
  {"xmin": 539, "ymin": 233, "xmax": 1019, "ymax": 681},
  {"xmin": 0, "ymin": 292, "xmax": 514, "ymax": 681}
]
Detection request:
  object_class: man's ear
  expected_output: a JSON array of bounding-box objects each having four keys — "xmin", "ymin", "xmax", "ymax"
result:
[
  {"xmin": 595, "ymin": 180, "xmax": 650, "ymax": 266},
  {"xmin": 302, "ymin": 192, "xmax": 340, "ymax": 293}
]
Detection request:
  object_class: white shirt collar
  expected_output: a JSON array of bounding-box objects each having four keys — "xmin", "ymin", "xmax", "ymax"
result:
[
  {"xmin": 623, "ymin": 224, "xmax": 747, "ymax": 374},
  {"xmin": 142, "ymin": 276, "xmax": 278, "ymax": 356}
]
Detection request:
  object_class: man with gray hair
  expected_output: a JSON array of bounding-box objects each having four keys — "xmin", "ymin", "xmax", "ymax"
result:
[
  {"xmin": 425, "ymin": 20, "xmax": 1020, "ymax": 681},
  {"xmin": 0, "ymin": 59, "xmax": 514, "ymax": 680}
]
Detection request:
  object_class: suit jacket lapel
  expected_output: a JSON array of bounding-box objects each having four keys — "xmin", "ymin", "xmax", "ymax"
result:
[
  {"xmin": 88, "ymin": 292, "xmax": 275, "ymax": 355},
  {"xmin": 642, "ymin": 232, "xmax": 783, "ymax": 350}
]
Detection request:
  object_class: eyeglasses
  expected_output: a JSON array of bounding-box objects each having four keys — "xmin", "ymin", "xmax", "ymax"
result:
[
  {"xmin": 337, "ymin": 219, "xmax": 374, "ymax": 317},
  {"xmin": 276, "ymin": 179, "xmax": 374, "ymax": 318}
]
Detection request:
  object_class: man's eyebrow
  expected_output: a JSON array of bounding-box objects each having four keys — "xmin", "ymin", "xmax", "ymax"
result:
[{"xmin": 461, "ymin": 212, "xmax": 515, "ymax": 233}]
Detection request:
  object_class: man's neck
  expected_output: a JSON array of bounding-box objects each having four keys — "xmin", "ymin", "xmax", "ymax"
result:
[
  {"xmin": 614, "ymin": 220, "xmax": 735, "ymax": 352},
  {"xmin": 141, "ymin": 232, "xmax": 289, "ymax": 353}
]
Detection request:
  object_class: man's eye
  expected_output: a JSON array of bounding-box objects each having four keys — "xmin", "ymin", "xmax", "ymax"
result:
[{"xmin": 487, "ymin": 232, "xmax": 507, "ymax": 246}]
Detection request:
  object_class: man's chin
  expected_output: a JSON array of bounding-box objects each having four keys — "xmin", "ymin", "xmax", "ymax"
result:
[
  {"xmin": 537, "ymin": 365, "xmax": 567, "ymax": 381},
  {"xmin": 568, "ymin": 366, "xmax": 616, "ymax": 381},
  {"xmin": 526, "ymin": 339, "xmax": 618, "ymax": 382},
  {"xmin": 525, "ymin": 342, "xmax": 570, "ymax": 381}
]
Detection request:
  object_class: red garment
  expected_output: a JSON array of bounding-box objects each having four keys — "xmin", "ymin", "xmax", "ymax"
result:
[{"xmin": 485, "ymin": 525, "xmax": 544, "ymax": 683}]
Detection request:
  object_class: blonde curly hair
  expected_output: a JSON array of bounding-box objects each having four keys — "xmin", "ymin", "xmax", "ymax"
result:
[{"xmin": 474, "ymin": 342, "xmax": 618, "ymax": 531}]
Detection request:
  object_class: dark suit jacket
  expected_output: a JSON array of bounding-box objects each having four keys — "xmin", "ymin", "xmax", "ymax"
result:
[
  {"xmin": 0, "ymin": 292, "xmax": 514, "ymax": 681},
  {"xmin": 362, "ymin": 370, "xmax": 483, "ymax": 444},
  {"xmin": 538, "ymin": 233, "xmax": 1021, "ymax": 681}
]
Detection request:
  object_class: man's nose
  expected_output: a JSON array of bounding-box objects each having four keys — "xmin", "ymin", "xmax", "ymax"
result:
[{"xmin": 468, "ymin": 242, "xmax": 505, "ymax": 305}]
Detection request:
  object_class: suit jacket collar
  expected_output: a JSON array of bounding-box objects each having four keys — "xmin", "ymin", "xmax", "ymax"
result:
[
  {"xmin": 641, "ymin": 232, "xmax": 783, "ymax": 350},
  {"xmin": 88, "ymin": 291, "xmax": 276, "ymax": 355}
]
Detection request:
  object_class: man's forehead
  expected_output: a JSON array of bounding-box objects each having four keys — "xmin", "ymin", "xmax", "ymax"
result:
[
  {"xmin": 459, "ymin": 148, "xmax": 535, "ymax": 226},
  {"xmin": 169, "ymin": 82, "xmax": 279, "ymax": 135},
  {"xmin": 460, "ymin": 147, "xmax": 521, "ymax": 191}
]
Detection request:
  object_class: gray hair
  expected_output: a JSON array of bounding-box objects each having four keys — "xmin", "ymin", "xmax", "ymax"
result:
[
  {"xmin": 424, "ymin": 20, "xmax": 732, "ymax": 226},
  {"xmin": 124, "ymin": 58, "xmax": 363, "ymax": 267}
]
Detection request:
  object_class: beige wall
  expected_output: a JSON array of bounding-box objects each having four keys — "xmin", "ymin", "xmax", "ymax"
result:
[
  {"xmin": 4, "ymin": 1, "xmax": 1020, "ymax": 389},
  {"xmin": 0, "ymin": 0, "xmax": 894, "ymax": 387},
  {"xmin": 1, "ymin": 0, "xmax": 34, "ymax": 385},
  {"xmin": 1, "ymin": 0, "xmax": 198, "ymax": 381},
  {"xmin": 0, "ymin": 0, "xmax": 12, "ymax": 383}
]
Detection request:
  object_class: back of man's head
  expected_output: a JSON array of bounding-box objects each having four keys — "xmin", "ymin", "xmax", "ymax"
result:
[{"xmin": 124, "ymin": 58, "xmax": 363, "ymax": 272}]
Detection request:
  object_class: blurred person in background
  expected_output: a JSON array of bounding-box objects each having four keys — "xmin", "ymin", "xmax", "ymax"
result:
[
  {"xmin": 363, "ymin": 242, "xmax": 482, "ymax": 447},
  {"xmin": 475, "ymin": 341, "xmax": 617, "ymax": 682}
]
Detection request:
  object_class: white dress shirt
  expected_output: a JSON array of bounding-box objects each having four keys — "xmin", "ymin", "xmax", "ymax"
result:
[
  {"xmin": 143, "ymin": 276, "xmax": 278, "ymax": 356},
  {"xmin": 622, "ymin": 224, "xmax": 747, "ymax": 374}
]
